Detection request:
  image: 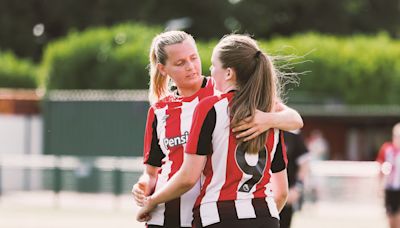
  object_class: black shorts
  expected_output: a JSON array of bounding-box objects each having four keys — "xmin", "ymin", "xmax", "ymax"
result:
[
  {"xmin": 192, "ymin": 216, "xmax": 279, "ymax": 228},
  {"xmin": 192, "ymin": 199, "xmax": 279, "ymax": 228},
  {"xmin": 385, "ymin": 189, "xmax": 400, "ymax": 215}
]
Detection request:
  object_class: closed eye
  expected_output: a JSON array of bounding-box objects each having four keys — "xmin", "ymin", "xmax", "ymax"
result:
[{"xmin": 176, "ymin": 61, "xmax": 184, "ymax": 66}]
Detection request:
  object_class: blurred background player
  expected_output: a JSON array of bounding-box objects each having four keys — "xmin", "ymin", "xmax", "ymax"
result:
[{"xmin": 376, "ymin": 122, "xmax": 400, "ymax": 228}]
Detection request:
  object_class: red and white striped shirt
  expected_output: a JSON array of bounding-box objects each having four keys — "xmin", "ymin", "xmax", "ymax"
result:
[
  {"xmin": 143, "ymin": 77, "xmax": 215, "ymax": 227},
  {"xmin": 376, "ymin": 142, "xmax": 400, "ymax": 190},
  {"xmin": 186, "ymin": 91, "xmax": 287, "ymax": 227}
]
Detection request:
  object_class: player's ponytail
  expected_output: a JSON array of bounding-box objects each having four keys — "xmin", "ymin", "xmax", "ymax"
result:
[{"xmin": 215, "ymin": 34, "xmax": 280, "ymax": 154}]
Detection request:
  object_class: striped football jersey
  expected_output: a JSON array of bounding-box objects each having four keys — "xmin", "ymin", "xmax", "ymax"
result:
[
  {"xmin": 377, "ymin": 142, "xmax": 400, "ymax": 190},
  {"xmin": 185, "ymin": 91, "xmax": 287, "ymax": 227},
  {"xmin": 143, "ymin": 77, "xmax": 216, "ymax": 227}
]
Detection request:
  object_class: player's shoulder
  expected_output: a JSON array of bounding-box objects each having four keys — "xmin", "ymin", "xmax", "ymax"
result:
[
  {"xmin": 195, "ymin": 95, "xmax": 219, "ymax": 114},
  {"xmin": 197, "ymin": 91, "xmax": 228, "ymax": 109},
  {"xmin": 151, "ymin": 95, "xmax": 176, "ymax": 109},
  {"xmin": 381, "ymin": 142, "xmax": 394, "ymax": 151}
]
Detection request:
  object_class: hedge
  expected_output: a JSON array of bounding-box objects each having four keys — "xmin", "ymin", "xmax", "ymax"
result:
[
  {"xmin": 39, "ymin": 23, "xmax": 161, "ymax": 90},
  {"xmin": 40, "ymin": 23, "xmax": 400, "ymax": 105},
  {"xmin": 0, "ymin": 51, "xmax": 37, "ymax": 88},
  {"xmin": 261, "ymin": 33, "xmax": 400, "ymax": 105}
]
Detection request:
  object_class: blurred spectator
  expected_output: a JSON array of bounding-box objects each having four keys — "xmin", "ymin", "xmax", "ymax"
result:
[
  {"xmin": 305, "ymin": 129, "xmax": 329, "ymax": 204},
  {"xmin": 307, "ymin": 129, "xmax": 329, "ymax": 161},
  {"xmin": 376, "ymin": 122, "xmax": 400, "ymax": 228},
  {"xmin": 280, "ymin": 130, "xmax": 309, "ymax": 228}
]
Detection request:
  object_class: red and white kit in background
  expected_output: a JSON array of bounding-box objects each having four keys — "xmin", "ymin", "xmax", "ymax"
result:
[
  {"xmin": 143, "ymin": 77, "xmax": 216, "ymax": 227},
  {"xmin": 376, "ymin": 142, "xmax": 400, "ymax": 190},
  {"xmin": 186, "ymin": 91, "xmax": 288, "ymax": 227}
]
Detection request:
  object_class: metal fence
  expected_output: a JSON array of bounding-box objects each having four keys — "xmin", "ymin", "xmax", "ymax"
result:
[{"xmin": 0, "ymin": 154, "xmax": 144, "ymax": 195}]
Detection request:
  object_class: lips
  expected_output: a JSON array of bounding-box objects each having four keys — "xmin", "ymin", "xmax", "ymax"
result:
[{"xmin": 186, "ymin": 72, "xmax": 198, "ymax": 78}]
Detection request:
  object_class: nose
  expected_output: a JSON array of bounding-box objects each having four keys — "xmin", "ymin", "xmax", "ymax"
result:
[{"xmin": 185, "ymin": 61, "xmax": 194, "ymax": 71}]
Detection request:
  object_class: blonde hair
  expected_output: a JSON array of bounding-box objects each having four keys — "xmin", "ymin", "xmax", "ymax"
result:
[
  {"xmin": 215, "ymin": 34, "xmax": 281, "ymax": 154},
  {"xmin": 148, "ymin": 31, "xmax": 195, "ymax": 104}
]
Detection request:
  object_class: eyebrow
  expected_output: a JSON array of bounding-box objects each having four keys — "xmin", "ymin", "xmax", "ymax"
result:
[{"xmin": 174, "ymin": 54, "xmax": 197, "ymax": 63}]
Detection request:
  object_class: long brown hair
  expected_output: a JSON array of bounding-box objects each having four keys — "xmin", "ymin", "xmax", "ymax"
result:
[
  {"xmin": 148, "ymin": 31, "xmax": 195, "ymax": 104},
  {"xmin": 215, "ymin": 34, "xmax": 281, "ymax": 154}
]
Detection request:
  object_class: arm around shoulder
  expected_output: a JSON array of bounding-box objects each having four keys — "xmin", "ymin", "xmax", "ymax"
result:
[{"xmin": 271, "ymin": 102, "xmax": 303, "ymax": 131}]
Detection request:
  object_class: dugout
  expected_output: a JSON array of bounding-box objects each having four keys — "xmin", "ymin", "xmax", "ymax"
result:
[
  {"xmin": 42, "ymin": 90, "xmax": 149, "ymax": 193},
  {"xmin": 43, "ymin": 90, "xmax": 149, "ymax": 157}
]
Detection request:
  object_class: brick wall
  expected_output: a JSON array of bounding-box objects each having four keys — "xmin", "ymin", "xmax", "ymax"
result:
[{"xmin": 0, "ymin": 89, "xmax": 41, "ymax": 114}]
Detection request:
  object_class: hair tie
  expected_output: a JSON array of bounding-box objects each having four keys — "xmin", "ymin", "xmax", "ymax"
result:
[{"xmin": 255, "ymin": 50, "xmax": 262, "ymax": 58}]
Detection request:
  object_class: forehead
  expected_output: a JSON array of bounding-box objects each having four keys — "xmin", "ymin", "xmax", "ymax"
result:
[
  {"xmin": 164, "ymin": 39, "xmax": 198, "ymax": 61},
  {"xmin": 211, "ymin": 48, "xmax": 220, "ymax": 62}
]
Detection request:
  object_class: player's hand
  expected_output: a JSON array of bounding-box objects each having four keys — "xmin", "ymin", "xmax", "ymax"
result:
[
  {"xmin": 136, "ymin": 196, "xmax": 157, "ymax": 222},
  {"xmin": 232, "ymin": 110, "xmax": 270, "ymax": 141},
  {"xmin": 132, "ymin": 177, "xmax": 148, "ymax": 207}
]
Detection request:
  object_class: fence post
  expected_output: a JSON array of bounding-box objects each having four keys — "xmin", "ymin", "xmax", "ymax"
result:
[
  {"xmin": 113, "ymin": 158, "xmax": 123, "ymax": 210},
  {"xmin": 0, "ymin": 158, "xmax": 2, "ymax": 201},
  {"xmin": 53, "ymin": 156, "xmax": 62, "ymax": 208}
]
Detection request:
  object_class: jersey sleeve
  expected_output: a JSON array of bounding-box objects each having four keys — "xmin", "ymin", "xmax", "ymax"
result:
[
  {"xmin": 185, "ymin": 98, "xmax": 217, "ymax": 155},
  {"xmin": 143, "ymin": 107, "xmax": 165, "ymax": 167},
  {"xmin": 376, "ymin": 142, "xmax": 389, "ymax": 164},
  {"xmin": 271, "ymin": 130, "xmax": 288, "ymax": 173}
]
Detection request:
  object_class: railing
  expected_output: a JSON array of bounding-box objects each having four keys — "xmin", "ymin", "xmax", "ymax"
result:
[
  {"xmin": 0, "ymin": 155, "xmax": 383, "ymax": 206},
  {"xmin": 0, "ymin": 154, "xmax": 144, "ymax": 196}
]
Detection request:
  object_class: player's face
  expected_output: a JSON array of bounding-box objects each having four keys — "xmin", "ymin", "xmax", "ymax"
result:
[
  {"xmin": 393, "ymin": 126, "xmax": 400, "ymax": 148},
  {"xmin": 210, "ymin": 49, "xmax": 229, "ymax": 92},
  {"xmin": 159, "ymin": 39, "xmax": 202, "ymax": 92}
]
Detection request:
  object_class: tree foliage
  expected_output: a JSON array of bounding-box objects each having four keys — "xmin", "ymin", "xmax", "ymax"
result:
[
  {"xmin": 263, "ymin": 33, "xmax": 400, "ymax": 105},
  {"xmin": 39, "ymin": 23, "xmax": 161, "ymax": 90},
  {"xmin": 38, "ymin": 23, "xmax": 400, "ymax": 105},
  {"xmin": 1, "ymin": 0, "xmax": 399, "ymax": 60},
  {"xmin": 0, "ymin": 51, "xmax": 37, "ymax": 88}
]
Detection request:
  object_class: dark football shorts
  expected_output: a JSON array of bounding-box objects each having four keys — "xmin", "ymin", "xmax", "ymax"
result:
[{"xmin": 385, "ymin": 189, "xmax": 400, "ymax": 215}]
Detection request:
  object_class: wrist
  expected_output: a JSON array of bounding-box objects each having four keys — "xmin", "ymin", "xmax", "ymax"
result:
[
  {"xmin": 260, "ymin": 111, "xmax": 273, "ymax": 130},
  {"xmin": 146, "ymin": 194, "xmax": 159, "ymax": 208},
  {"xmin": 266, "ymin": 112, "xmax": 279, "ymax": 129}
]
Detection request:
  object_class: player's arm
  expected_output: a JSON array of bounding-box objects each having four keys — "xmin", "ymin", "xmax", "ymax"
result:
[
  {"xmin": 271, "ymin": 169, "xmax": 288, "ymax": 212},
  {"xmin": 232, "ymin": 102, "xmax": 303, "ymax": 141},
  {"xmin": 137, "ymin": 154, "xmax": 206, "ymax": 222},
  {"xmin": 133, "ymin": 106, "xmax": 164, "ymax": 206},
  {"xmin": 270, "ymin": 130, "xmax": 289, "ymax": 212},
  {"xmin": 150, "ymin": 154, "xmax": 205, "ymax": 203},
  {"xmin": 132, "ymin": 165, "xmax": 159, "ymax": 206}
]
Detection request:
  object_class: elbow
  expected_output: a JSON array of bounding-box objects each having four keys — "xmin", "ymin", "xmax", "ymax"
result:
[
  {"xmin": 179, "ymin": 173, "xmax": 198, "ymax": 190},
  {"xmin": 276, "ymin": 189, "xmax": 288, "ymax": 205},
  {"xmin": 295, "ymin": 115, "xmax": 304, "ymax": 129},
  {"xmin": 286, "ymin": 119, "xmax": 303, "ymax": 131},
  {"xmin": 297, "ymin": 121, "xmax": 304, "ymax": 130},
  {"xmin": 183, "ymin": 177, "xmax": 197, "ymax": 189}
]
